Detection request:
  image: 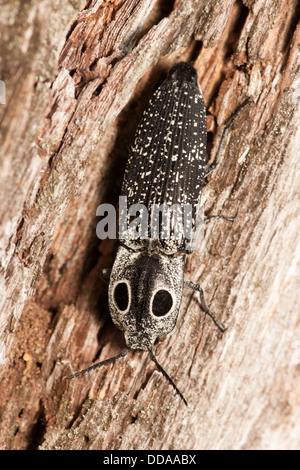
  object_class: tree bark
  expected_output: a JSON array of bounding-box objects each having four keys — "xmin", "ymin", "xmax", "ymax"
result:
[{"xmin": 0, "ymin": 0, "xmax": 299, "ymax": 450}]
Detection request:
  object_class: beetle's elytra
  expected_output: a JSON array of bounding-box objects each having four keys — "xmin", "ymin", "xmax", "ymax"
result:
[{"xmin": 68, "ymin": 62, "xmax": 251, "ymax": 406}]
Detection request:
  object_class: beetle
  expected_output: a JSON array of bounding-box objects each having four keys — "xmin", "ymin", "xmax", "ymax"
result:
[{"xmin": 68, "ymin": 62, "xmax": 250, "ymax": 406}]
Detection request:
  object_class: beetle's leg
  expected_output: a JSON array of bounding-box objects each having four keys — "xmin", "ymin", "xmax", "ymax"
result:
[
  {"xmin": 203, "ymin": 214, "xmax": 235, "ymax": 224},
  {"xmin": 100, "ymin": 268, "xmax": 111, "ymax": 284},
  {"xmin": 184, "ymin": 279, "xmax": 227, "ymax": 332},
  {"xmin": 204, "ymin": 98, "xmax": 252, "ymax": 176},
  {"xmin": 183, "ymin": 213, "xmax": 235, "ymax": 254}
]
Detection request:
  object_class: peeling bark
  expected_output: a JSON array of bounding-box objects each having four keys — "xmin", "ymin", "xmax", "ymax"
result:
[{"xmin": 0, "ymin": 0, "xmax": 299, "ymax": 450}]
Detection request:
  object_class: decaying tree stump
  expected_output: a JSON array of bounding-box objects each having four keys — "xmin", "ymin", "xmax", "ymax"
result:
[{"xmin": 0, "ymin": 0, "xmax": 299, "ymax": 450}]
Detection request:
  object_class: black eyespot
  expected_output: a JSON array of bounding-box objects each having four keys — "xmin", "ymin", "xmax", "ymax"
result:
[
  {"xmin": 113, "ymin": 282, "xmax": 129, "ymax": 311},
  {"xmin": 152, "ymin": 289, "xmax": 173, "ymax": 317}
]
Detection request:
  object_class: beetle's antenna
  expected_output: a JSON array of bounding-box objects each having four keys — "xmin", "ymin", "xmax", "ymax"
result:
[
  {"xmin": 67, "ymin": 348, "xmax": 188, "ymax": 406},
  {"xmin": 67, "ymin": 348, "xmax": 130, "ymax": 379},
  {"xmin": 149, "ymin": 349, "xmax": 188, "ymax": 406}
]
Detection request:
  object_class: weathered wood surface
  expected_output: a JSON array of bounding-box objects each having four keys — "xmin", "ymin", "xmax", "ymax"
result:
[{"xmin": 0, "ymin": 0, "xmax": 299, "ymax": 450}]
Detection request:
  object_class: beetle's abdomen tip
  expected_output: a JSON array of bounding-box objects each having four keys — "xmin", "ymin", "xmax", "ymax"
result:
[{"xmin": 168, "ymin": 62, "xmax": 198, "ymax": 85}]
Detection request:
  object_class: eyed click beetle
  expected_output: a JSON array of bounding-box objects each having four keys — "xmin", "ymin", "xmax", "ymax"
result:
[{"xmin": 68, "ymin": 63, "xmax": 251, "ymax": 406}]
